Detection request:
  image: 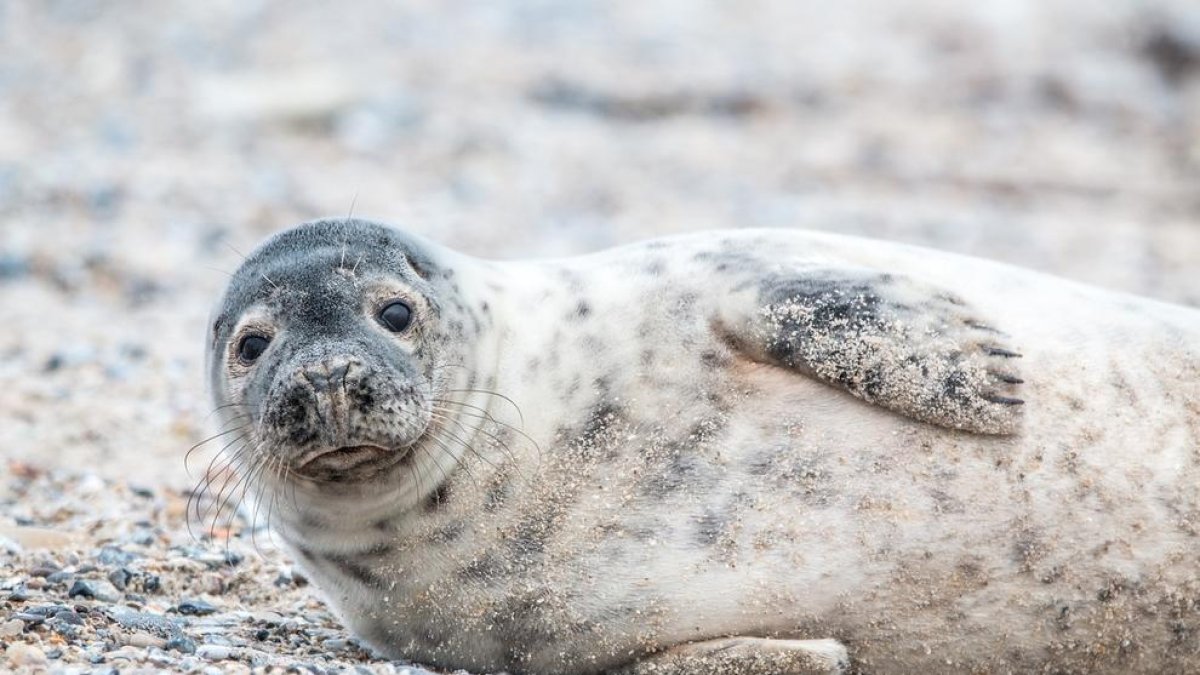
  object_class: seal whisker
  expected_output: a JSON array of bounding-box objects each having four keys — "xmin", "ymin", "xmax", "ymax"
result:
[
  {"xmin": 428, "ymin": 410, "xmax": 512, "ymax": 478},
  {"xmin": 424, "ymin": 415, "xmax": 488, "ymax": 493},
  {"xmin": 250, "ymin": 455, "xmax": 283, "ymax": 556},
  {"xmin": 431, "ymin": 400, "xmax": 542, "ymax": 463},
  {"xmin": 223, "ymin": 444, "xmax": 272, "ymax": 551},
  {"xmin": 185, "ymin": 424, "xmax": 250, "ymax": 476},
  {"xmin": 440, "ymin": 385, "xmax": 526, "ymax": 427},
  {"xmin": 430, "ymin": 405, "xmax": 523, "ymax": 468},
  {"xmin": 189, "ymin": 435, "xmax": 253, "ymax": 535},
  {"xmin": 207, "ymin": 441, "xmax": 267, "ymax": 540}
]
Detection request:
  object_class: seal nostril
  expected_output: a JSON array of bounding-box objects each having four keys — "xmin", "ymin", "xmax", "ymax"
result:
[
  {"xmin": 303, "ymin": 361, "xmax": 352, "ymax": 394},
  {"xmin": 328, "ymin": 362, "xmax": 351, "ymax": 384}
]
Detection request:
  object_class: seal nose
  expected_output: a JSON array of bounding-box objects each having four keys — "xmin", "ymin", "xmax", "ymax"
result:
[
  {"xmin": 296, "ymin": 358, "xmax": 357, "ymax": 446},
  {"xmin": 303, "ymin": 361, "xmax": 351, "ymax": 393}
]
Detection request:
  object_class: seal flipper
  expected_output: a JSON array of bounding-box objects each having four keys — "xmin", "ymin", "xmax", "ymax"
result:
[
  {"xmin": 611, "ymin": 637, "xmax": 849, "ymax": 675},
  {"xmin": 718, "ymin": 268, "xmax": 1025, "ymax": 435}
]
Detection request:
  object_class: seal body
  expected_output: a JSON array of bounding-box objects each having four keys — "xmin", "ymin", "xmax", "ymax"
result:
[{"xmin": 208, "ymin": 219, "xmax": 1200, "ymax": 674}]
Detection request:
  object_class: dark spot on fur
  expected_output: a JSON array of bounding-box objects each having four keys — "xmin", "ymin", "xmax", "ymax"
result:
[
  {"xmin": 1012, "ymin": 527, "xmax": 1046, "ymax": 572},
  {"xmin": 298, "ymin": 511, "xmax": 324, "ymax": 529},
  {"xmin": 495, "ymin": 589, "xmax": 562, "ymax": 662},
  {"xmin": 425, "ymin": 481, "xmax": 452, "ymax": 511},
  {"xmin": 1143, "ymin": 23, "xmax": 1200, "ymax": 85},
  {"xmin": 483, "ymin": 476, "xmax": 511, "ymax": 512},
  {"xmin": 459, "ymin": 553, "xmax": 503, "ymax": 581},
  {"xmin": 694, "ymin": 509, "xmax": 727, "ymax": 547},
  {"xmin": 323, "ymin": 551, "xmax": 388, "ymax": 587},
  {"xmin": 508, "ymin": 510, "xmax": 559, "ymax": 558},
  {"xmin": 573, "ymin": 301, "xmax": 591, "ymax": 319},
  {"xmin": 700, "ymin": 349, "xmax": 731, "ymax": 369},
  {"xmin": 427, "ymin": 521, "xmax": 466, "ymax": 544}
]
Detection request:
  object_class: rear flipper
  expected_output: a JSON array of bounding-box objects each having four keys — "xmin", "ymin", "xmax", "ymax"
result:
[
  {"xmin": 717, "ymin": 267, "xmax": 1025, "ymax": 434},
  {"xmin": 612, "ymin": 637, "xmax": 849, "ymax": 675}
]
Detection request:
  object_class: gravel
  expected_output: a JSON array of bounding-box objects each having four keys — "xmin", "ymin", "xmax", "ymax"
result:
[{"xmin": 0, "ymin": 467, "xmax": 445, "ymax": 673}]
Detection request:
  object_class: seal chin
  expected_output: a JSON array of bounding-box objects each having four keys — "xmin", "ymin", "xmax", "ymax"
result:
[{"xmin": 294, "ymin": 444, "xmax": 409, "ymax": 480}]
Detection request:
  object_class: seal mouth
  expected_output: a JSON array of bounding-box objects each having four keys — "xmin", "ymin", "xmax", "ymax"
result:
[{"xmin": 294, "ymin": 444, "xmax": 404, "ymax": 477}]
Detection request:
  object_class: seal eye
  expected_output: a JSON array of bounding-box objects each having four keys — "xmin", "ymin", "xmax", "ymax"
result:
[
  {"xmin": 238, "ymin": 334, "xmax": 270, "ymax": 364},
  {"xmin": 378, "ymin": 301, "xmax": 413, "ymax": 333}
]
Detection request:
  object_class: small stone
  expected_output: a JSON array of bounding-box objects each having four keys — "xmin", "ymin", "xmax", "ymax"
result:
[
  {"xmin": 254, "ymin": 628, "xmax": 269, "ymax": 641},
  {"xmin": 7, "ymin": 584, "xmax": 30, "ymax": 601},
  {"xmin": 11, "ymin": 613, "xmax": 45, "ymax": 624},
  {"xmin": 129, "ymin": 485, "xmax": 155, "ymax": 498},
  {"xmin": 68, "ymin": 579, "xmax": 120, "ymax": 602},
  {"xmin": 24, "ymin": 604, "xmax": 68, "ymax": 617},
  {"xmin": 323, "ymin": 637, "xmax": 351, "ymax": 650},
  {"xmin": 52, "ymin": 610, "xmax": 84, "ymax": 625},
  {"xmin": 5, "ymin": 643, "xmax": 47, "ymax": 666},
  {"xmin": 196, "ymin": 644, "xmax": 232, "ymax": 660},
  {"xmin": 30, "ymin": 563, "xmax": 61, "ymax": 578},
  {"xmin": 249, "ymin": 610, "xmax": 285, "ymax": 625},
  {"xmin": 97, "ymin": 546, "xmax": 139, "ymax": 566},
  {"xmin": 174, "ymin": 599, "xmax": 218, "ymax": 616},
  {"xmin": 165, "ymin": 637, "xmax": 197, "ymax": 654},
  {"xmin": 125, "ymin": 631, "xmax": 165, "ymax": 649},
  {"xmin": 143, "ymin": 574, "xmax": 162, "ymax": 593},
  {"xmin": 0, "ymin": 618, "xmax": 23, "ymax": 637},
  {"xmin": 45, "ymin": 571, "xmax": 73, "ymax": 585},
  {"xmin": 108, "ymin": 568, "xmax": 133, "ymax": 591}
]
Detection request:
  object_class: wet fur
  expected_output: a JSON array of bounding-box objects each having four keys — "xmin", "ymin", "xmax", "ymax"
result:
[{"xmin": 208, "ymin": 219, "xmax": 1200, "ymax": 674}]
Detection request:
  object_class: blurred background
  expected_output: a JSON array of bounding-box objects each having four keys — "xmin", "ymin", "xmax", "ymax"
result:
[{"xmin": 1, "ymin": 0, "xmax": 1199, "ymax": 486}]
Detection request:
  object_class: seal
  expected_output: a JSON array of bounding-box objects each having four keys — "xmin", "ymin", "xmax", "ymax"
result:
[{"xmin": 206, "ymin": 218, "xmax": 1200, "ymax": 674}]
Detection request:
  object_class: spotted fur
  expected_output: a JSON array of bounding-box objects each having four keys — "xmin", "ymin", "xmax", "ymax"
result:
[{"xmin": 208, "ymin": 218, "xmax": 1200, "ymax": 674}]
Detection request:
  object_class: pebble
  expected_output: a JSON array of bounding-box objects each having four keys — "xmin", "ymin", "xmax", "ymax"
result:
[
  {"xmin": 11, "ymin": 613, "xmax": 46, "ymax": 624},
  {"xmin": 103, "ymin": 646, "xmax": 142, "ymax": 662},
  {"xmin": 108, "ymin": 567, "xmax": 133, "ymax": 590},
  {"xmin": 126, "ymin": 631, "xmax": 166, "ymax": 649},
  {"xmin": 108, "ymin": 608, "xmax": 184, "ymax": 638},
  {"xmin": 68, "ymin": 578, "xmax": 120, "ymax": 602},
  {"xmin": 97, "ymin": 546, "xmax": 139, "ymax": 566},
  {"xmin": 0, "ymin": 618, "xmax": 24, "ymax": 637},
  {"xmin": 196, "ymin": 644, "xmax": 232, "ymax": 660},
  {"xmin": 164, "ymin": 637, "xmax": 197, "ymax": 654},
  {"xmin": 5, "ymin": 643, "xmax": 48, "ymax": 666},
  {"xmin": 29, "ymin": 562, "xmax": 61, "ymax": 577},
  {"xmin": 52, "ymin": 609, "xmax": 85, "ymax": 625},
  {"xmin": 175, "ymin": 599, "xmax": 219, "ymax": 615},
  {"xmin": 46, "ymin": 571, "xmax": 74, "ymax": 585}
]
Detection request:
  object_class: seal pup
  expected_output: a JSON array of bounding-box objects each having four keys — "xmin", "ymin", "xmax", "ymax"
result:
[{"xmin": 207, "ymin": 218, "xmax": 1200, "ymax": 674}]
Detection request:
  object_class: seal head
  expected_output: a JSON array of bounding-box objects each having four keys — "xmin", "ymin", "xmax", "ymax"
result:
[{"xmin": 208, "ymin": 219, "xmax": 453, "ymax": 485}]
